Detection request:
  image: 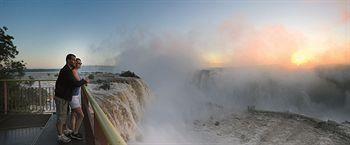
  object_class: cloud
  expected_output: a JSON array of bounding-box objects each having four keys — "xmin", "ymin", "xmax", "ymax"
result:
[
  {"xmin": 341, "ymin": 9, "xmax": 350, "ymax": 24},
  {"xmin": 90, "ymin": 14, "xmax": 349, "ymax": 69},
  {"xmin": 218, "ymin": 20, "xmax": 307, "ymax": 67}
]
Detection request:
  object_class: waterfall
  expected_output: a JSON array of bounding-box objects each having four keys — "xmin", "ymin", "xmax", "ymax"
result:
[
  {"xmin": 192, "ymin": 66, "xmax": 350, "ymax": 122},
  {"xmin": 88, "ymin": 77, "xmax": 152, "ymax": 141}
]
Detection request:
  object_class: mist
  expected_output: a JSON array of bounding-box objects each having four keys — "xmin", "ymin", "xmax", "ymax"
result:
[
  {"xmin": 114, "ymin": 31, "xmax": 209, "ymax": 143},
  {"xmin": 90, "ymin": 17, "xmax": 350, "ymax": 144},
  {"xmin": 193, "ymin": 66, "xmax": 350, "ymax": 121}
]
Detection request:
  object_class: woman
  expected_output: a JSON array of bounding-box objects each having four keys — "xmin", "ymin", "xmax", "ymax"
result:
[{"xmin": 68, "ymin": 58, "xmax": 84, "ymax": 140}]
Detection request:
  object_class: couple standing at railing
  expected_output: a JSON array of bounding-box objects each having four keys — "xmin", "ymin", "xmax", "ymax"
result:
[{"xmin": 54, "ymin": 54, "xmax": 90, "ymax": 143}]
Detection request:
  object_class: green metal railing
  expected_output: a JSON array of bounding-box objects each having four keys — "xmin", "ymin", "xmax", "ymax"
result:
[{"xmin": 82, "ymin": 86, "xmax": 127, "ymax": 145}]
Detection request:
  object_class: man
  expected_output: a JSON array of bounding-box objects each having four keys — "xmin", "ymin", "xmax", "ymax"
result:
[{"xmin": 55, "ymin": 54, "xmax": 88, "ymax": 143}]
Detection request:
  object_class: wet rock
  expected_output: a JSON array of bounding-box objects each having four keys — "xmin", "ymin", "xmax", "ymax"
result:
[
  {"xmin": 120, "ymin": 70, "xmax": 140, "ymax": 78},
  {"xmin": 99, "ymin": 82, "xmax": 111, "ymax": 90}
]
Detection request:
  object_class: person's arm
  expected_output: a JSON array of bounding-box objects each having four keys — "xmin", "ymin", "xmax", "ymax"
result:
[
  {"xmin": 67, "ymin": 68, "xmax": 86, "ymax": 87},
  {"xmin": 72, "ymin": 69, "xmax": 81, "ymax": 81}
]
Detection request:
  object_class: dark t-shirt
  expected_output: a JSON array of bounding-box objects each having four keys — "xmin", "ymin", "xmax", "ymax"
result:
[{"xmin": 55, "ymin": 65, "xmax": 86, "ymax": 101}]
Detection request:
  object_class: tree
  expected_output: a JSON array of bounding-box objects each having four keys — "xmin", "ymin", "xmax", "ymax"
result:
[
  {"xmin": 0, "ymin": 26, "xmax": 26, "ymax": 113},
  {"xmin": 0, "ymin": 26, "xmax": 26, "ymax": 79}
]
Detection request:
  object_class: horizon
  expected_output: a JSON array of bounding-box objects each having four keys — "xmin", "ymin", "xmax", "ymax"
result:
[{"xmin": 25, "ymin": 63, "xmax": 350, "ymax": 70}]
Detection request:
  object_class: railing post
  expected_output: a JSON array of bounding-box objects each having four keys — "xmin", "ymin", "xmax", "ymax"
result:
[
  {"xmin": 4, "ymin": 81, "xmax": 8, "ymax": 114},
  {"xmin": 38, "ymin": 80, "xmax": 42, "ymax": 112}
]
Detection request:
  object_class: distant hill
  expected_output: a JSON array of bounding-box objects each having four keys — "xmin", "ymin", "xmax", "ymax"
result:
[{"xmin": 25, "ymin": 69, "xmax": 59, "ymax": 72}]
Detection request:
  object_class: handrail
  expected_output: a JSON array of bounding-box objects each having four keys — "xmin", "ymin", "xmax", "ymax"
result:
[
  {"xmin": 1, "ymin": 79, "xmax": 127, "ymax": 144},
  {"xmin": 82, "ymin": 86, "xmax": 127, "ymax": 145},
  {"xmin": 1, "ymin": 79, "xmax": 57, "ymax": 114}
]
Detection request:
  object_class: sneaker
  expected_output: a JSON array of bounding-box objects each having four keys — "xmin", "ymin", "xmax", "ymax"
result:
[
  {"xmin": 70, "ymin": 132, "xmax": 83, "ymax": 140},
  {"xmin": 58, "ymin": 134, "xmax": 71, "ymax": 143},
  {"xmin": 63, "ymin": 129, "xmax": 73, "ymax": 136}
]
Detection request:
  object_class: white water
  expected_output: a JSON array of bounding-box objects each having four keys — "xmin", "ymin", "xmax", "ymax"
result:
[
  {"xmin": 88, "ymin": 30, "xmax": 350, "ymax": 144},
  {"xmin": 107, "ymin": 66, "xmax": 349, "ymax": 145},
  {"xmin": 192, "ymin": 67, "xmax": 350, "ymax": 122},
  {"xmin": 88, "ymin": 78, "xmax": 152, "ymax": 141}
]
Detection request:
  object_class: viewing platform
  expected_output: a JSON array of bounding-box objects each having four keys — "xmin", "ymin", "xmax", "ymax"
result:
[{"xmin": 0, "ymin": 79, "xmax": 127, "ymax": 145}]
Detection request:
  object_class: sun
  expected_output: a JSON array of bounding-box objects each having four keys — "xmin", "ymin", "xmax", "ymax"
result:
[
  {"xmin": 291, "ymin": 50, "xmax": 313, "ymax": 66},
  {"xmin": 204, "ymin": 52, "xmax": 224, "ymax": 67}
]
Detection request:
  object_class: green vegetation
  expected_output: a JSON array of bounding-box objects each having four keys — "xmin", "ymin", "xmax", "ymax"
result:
[
  {"xmin": 0, "ymin": 26, "xmax": 26, "ymax": 79},
  {"xmin": 0, "ymin": 26, "xmax": 27, "ymax": 112}
]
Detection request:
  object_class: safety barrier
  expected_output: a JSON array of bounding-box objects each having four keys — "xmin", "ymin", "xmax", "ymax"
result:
[
  {"xmin": 82, "ymin": 86, "xmax": 127, "ymax": 145},
  {"xmin": 0, "ymin": 79, "xmax": 56, "ymax": 114}
]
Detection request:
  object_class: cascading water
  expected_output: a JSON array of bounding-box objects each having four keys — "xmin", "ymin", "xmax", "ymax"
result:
[
  {"xmin": 192, "ymin": 66, "xmax": 350, "ymax": 122},
  {"xmin": 85, "ymin": 65, "xmax": 350, "ymax": 144},
  {"xmin": 88, "ymin": 77, "xmax": 152, "ymax": 141}
]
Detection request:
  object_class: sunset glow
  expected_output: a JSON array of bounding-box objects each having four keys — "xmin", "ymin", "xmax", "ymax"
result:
[
  {"xmin": 291, "ymin": 50, "xmax": 314, "ymax": 66},
  {"xmin": 204, "ymin": 52, "xmax": 225, "ymax": 67},
  {"xmin": 1, "ymin": 1, "xmax": 348, "ymax": 69}
]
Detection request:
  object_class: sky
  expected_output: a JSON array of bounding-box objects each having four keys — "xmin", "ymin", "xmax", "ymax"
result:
[{"xmin": 0, "ymin": 0, "xmax": 349, "ymax": 68}]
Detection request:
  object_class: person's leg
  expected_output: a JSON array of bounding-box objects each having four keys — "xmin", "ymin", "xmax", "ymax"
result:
[
  {"xmin": 63, "ymin": 104, "xmax": 73, "ymax": 135},
  {"xmin": 65, "ymin": 105, "xmax": 69, "ymax": 130},
  {"xmin": 54, "ymin": 97, "xmax": 71, "ymax": 143},
  {"xmin": 71, "ymin": 110, "xmax": 77, "ymax": 132},
  {"xmin": 55, "ymin": 97, "xmax": 66, "ymax": 135},
  {"xmin": 70, "ymin": 107, "xmax": 84, "ymax": 140},
  {"xmin": 56, "ymin": 117, "xmax": 63, "ymax": 135},
  {"xmin": 73, "ymin": 107, "xmax": 84, "ymax": 134}
]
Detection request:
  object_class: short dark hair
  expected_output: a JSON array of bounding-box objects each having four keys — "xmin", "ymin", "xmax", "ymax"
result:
[
  {"xmin": 76, "ymin": 58, "xmax": 81, "ymax": 61},
  {"xmin": 66, "ymin": 54, "xmax": 76, "ymax": 61}
]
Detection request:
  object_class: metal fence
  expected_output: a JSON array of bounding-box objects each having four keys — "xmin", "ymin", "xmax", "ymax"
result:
[
  {"xmin": 0, "ymin": 79, "xmax": 56, "ymax": 114},
  {"xmin": 1, "ymin": 79, "xmax": 127, "ymax": 145}
]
